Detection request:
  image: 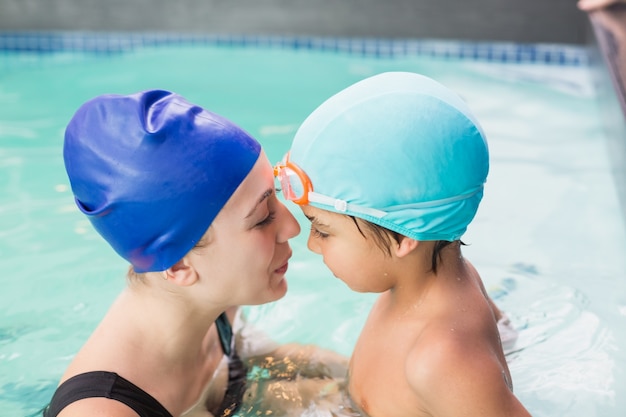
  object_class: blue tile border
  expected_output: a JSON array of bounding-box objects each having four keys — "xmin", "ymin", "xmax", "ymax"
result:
[{"xmin": 0, "ymin": 31, "xmax": 590, "ymax": 66}]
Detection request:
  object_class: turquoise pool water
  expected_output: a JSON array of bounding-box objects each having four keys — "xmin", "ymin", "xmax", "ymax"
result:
[{"xmin": 1, "ymin": 35, "xmax": 625, "ymax": 417}]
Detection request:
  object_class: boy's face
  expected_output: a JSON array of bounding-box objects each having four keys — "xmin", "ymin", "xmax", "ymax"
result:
[{"xmin": 300, "ymin": 205, "xmax": 396, "ymax": 293}]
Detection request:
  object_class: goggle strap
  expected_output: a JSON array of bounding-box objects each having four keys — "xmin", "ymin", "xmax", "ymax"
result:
[
  {"xmin": 307, "ymin": 185, "xmax": 482, "ymax": 219},
  {"xmin": 384, "ymin": 186, "xmax": 483, "ymax": 210},
  {"xmin": 307, "ymin": 192, "xmax": 387, "ymax": 218}
]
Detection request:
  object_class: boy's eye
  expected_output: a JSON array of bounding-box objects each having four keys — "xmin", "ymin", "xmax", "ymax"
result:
[
  {"xmin": 256, "ymin": 212, "xmax": 276, "ymax": 227},
  {"xmin": 310, "ymin": 225, "xmax": 329, "ymax": 239}
]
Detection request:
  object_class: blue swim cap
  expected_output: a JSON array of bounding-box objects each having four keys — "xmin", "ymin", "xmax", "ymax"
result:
[
  {"xmin": 289, "ymin": 72, "xmax": 488, "ymax": 241},
  {"xmin": 64, "ymin": 90, "xmax": 261, "ymax": 272}
]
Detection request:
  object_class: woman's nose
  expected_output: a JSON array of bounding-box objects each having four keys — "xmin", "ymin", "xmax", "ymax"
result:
[{"xmin": 277, "ymin": 201, "xmax": 300, "ymax": 242}]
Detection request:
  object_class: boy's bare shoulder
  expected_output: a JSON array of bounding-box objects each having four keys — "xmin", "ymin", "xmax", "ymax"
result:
[
  {"xmin": 405, "ymin": 320, "xmax": 486, "ymax": 386},
  {"xmin": 404, "ymin": 321, "xmax": 528, "ymax": 416}
]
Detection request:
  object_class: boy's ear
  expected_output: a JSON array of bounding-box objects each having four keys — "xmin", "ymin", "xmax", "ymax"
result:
[
  {"xmin": 394, "ymin": 236, "xmax": 419, "ymax": 258},
  {"xmin": 163, "ymin": 258, "xmax": 198, "ymax": 287}
]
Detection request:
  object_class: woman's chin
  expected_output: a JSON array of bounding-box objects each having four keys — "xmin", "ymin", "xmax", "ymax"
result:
[{"xmin": 250, "ymin": 277, "xmax": 288, "ymax": 306}]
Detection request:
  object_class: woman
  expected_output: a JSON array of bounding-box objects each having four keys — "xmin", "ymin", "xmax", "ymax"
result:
[{"xmin": 44, "ymin": 89, "xmax": 344, "ymax": 417}]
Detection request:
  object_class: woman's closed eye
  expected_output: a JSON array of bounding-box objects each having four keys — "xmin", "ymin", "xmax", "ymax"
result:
[{"xmin": 256, "ymin": 212, "xmax": 276, "ymax": 227}]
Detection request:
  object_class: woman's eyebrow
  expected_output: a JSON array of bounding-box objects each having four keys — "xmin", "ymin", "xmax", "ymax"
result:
[{"xmin": 245, "ymin": 188, "xmax": 274, "ymax": 218}]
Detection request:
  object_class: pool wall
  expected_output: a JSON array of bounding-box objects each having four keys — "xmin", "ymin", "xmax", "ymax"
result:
[{"xmin": 0, "ymin": 0, "xmax": 588, "ymax": 44}]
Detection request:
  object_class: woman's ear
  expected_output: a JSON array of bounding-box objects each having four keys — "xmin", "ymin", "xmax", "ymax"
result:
[
  {"xmin": 394, "ymin": 236, "xmax": 419, "ymax": 258},
  {"xmin": 163, "ymin": 258, "xmax": 198, "ymax": 287}
]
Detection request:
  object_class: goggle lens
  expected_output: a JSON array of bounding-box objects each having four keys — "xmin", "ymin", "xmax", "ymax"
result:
[{"xmin": 277, "ymin": 166, "xmax": 305, "ymax": 201}]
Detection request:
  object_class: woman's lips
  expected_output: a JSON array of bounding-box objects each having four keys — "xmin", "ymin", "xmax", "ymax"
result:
[
  {"xmin": 274, "ymin": 252, "xmax": 292, "ymax": 274},
  {"xmin": 274, "ymin": 262, "xmax": 289, "ymax": 274}
]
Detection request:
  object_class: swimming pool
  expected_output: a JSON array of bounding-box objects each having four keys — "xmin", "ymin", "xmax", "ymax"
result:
[{"xmin": 1, "ymin": 33, "xmax": 625, "ymax": 417}]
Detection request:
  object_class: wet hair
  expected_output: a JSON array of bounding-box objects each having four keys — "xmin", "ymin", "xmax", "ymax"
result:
[
  {"xmin": 126, "ymin": 230, "xmax": 212, "ymax": 282},
  {"xmin": 127, "ymin": 266, "xmax": 144, "ymax": 282},
  {"xmin": 349, "ymin": 216, "xmax": 462, "ymax": 274}
]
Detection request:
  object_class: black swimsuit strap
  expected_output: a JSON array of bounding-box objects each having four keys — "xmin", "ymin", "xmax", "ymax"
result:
[
  {"xmin": 214, "ymin": 312, "xmax": 248, "ymax": 417},
  {"xmin": 215, "ymin": 311, "xmax": 234, "ymax": 356},
  {"xmin": 43, "ymin": 371, "xmax": 173, "ymax": 417}
]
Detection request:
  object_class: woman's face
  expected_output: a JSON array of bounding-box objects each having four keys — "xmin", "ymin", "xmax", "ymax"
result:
[
  {"xmin": 188, "ymin": 151, "xmax": 301, "ymax": 306},
  {"xmin": 300, "ymin": 205, "xmax": 395, "ymax": 293}
]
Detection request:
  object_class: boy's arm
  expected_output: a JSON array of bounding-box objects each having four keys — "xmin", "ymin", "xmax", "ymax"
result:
[{"xmin": 406, "ymin": 332, "xmax": 532, "ymax": 417}]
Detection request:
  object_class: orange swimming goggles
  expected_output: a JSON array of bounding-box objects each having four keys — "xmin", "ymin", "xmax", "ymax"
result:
[
  {"xmin": 273, "ymin": 152, "xmax": 313, "ymax": 205},
  {"xmin": 273, "ymin": 152, "xmax": 387, "ymax": 218}
]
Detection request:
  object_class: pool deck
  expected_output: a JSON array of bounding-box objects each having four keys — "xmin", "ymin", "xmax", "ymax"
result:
[
  {"xmin": 587, "ymin": 3, "xmax": 626, "ymax": 117},
  {"xmin": 586, "ymin": 3, "xmax": 626, "ymax": 223}
]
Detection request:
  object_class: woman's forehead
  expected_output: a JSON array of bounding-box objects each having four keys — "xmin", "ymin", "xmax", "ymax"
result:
[{"xmin": 222, "ymin": 154, "xmax": 274, "ymax": 215}]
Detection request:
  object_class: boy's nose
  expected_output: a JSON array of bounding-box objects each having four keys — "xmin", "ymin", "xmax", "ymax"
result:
[{"xmin": 306, "ymin": 231, "xmax": 322, "ymax": 254}]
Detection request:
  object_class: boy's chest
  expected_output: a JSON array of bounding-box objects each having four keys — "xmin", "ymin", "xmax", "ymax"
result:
[{"xmin": 348, "ymin": 309, "xmax": 428, "ymax": 417}]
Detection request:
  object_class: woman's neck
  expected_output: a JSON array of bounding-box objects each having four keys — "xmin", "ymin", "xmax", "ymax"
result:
[{"xmin": 110, "ymin": 283, "xmax": 224, "ymax": 361}]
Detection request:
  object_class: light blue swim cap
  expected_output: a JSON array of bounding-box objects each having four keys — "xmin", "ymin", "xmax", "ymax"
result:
[
  {"xmin": 64, "ymin": 90, "xmax": 261, "ymax": 272},
  {"xmin": 289, "ymin": 71, "xmax": 488, "ymax": 241}
]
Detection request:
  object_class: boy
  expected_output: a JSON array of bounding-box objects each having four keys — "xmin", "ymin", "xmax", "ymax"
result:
[{"xmin": 274, "ymin": 72, "xmax": 531, "ymax": 417}]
